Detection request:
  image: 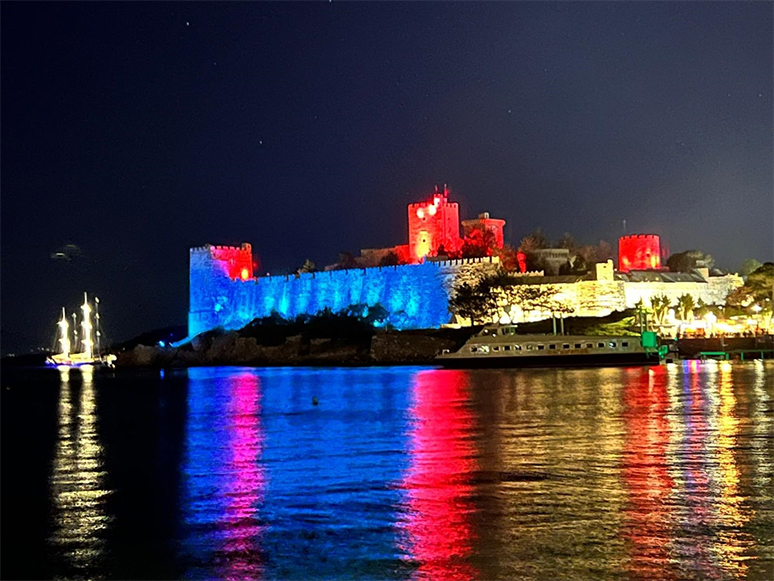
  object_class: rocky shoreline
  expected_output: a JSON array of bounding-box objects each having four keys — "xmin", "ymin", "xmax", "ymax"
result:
[{"xmin": 115, "ymin": 328, "xmax": 475, "ymax": 368}]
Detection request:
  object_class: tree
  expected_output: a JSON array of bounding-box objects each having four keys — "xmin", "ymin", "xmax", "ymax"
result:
[
  {"xmin": 726, "ymin": 262, "xmax": 774, "ymax": 310},
  {"xmin": 694, "ymin": 297, "xmax": 710, "ymax": 318},
  {"xmin": 494, "ymin": 244, "xmax": 521, "ymax": 272},
  {"xmin": 449, "ymin": 282, "xmax": 499, "ymax": 324},
  {"xmin": 596, "ymin": 240, "xmax": 613, "ymax": 263},
  {"xmin": 675, "ymin": 293, "xmax": 695, "ymax": 321},
  {"xmin": 667, "ymin": 249, "xmax": 715, "ymax": 273},
  {"xmin": 378, "ymin": 251, "xmax": 400, "ymax": 267},
  {"xmin": 297, "ymin": 259, "xmax": 316, "ymax": 274},
  {"xmin": 739, "ymin": 258, "xmax": 763, "ymax": 278},
  {"xmin": 454, "ymin": 225, "xmax": 497, "ymax": 259},
  {"xmin": 557, "ymin": 232, "xmax": 576, "ymax": 252},
  {"xmin": 650, "ymin": 294, "xmax": 671, "ymax": 325},
  {"xmin": 575, "ymin": 240, "xmax": 612, "ymax": 266},
  {"xmin": 336, "ymin": 252, "xmax": 358, "ymax": 270},
  {"xmin": 518, "ymin": 227, "xmax": 548, "ymax": 253},
  {"xmin": 575, "ymin": 244, "xmax": 598, "ymax": 265}
]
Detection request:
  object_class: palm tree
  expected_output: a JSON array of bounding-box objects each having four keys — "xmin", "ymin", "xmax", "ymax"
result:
[
  {"xmin": 650, "ymin": 294, "xmax": 670, "ymax": 326},
  {"xmin": 676, "ymin": 293, "xmax": 696, "ymax": 322}
]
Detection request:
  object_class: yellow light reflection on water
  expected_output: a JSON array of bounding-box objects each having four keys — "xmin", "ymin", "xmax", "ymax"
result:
[
  {"xmin": 712, "ymin": 362, "xmax": 749, "ymax": 578},
  {"xmin": 50, "ymin": 365, "xmax": 112, "ymax": 571}
]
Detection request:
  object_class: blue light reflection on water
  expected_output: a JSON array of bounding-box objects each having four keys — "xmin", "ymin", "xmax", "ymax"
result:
[{"xmin": 179, "ymin": 367, "xmax": 419, "ymax": 580}]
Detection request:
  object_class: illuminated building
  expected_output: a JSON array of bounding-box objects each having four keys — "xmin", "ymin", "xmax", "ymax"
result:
[
  {"xmin": 188, "ymin": 242, "xmax": 501, "ymax": 337},
  {"xmin": 185, "ymin": 193, "xmax": 742, "ymax": 338},
  {"xmin": 618, "ymin": 234, "xmax": 661, "ymax": 273},
  {"xmin": 356, "ymin": 186, "xmax": 505, "ymax": 266},
  {"xmin": 480, "ymin": 261, "xmax": 743, "ymax": 326},
  {"xmin": 407, "ymin": 186, "xmax": 461, "ymax": 261},
  {"xmin": 461, "ymin": 212, "xmax": 505, "ymax": 249}
]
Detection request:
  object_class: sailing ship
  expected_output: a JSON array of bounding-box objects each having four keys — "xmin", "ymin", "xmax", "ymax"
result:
[{"xmin": 47, "ymin": 293, "xmax": 116, "ymax": 367}]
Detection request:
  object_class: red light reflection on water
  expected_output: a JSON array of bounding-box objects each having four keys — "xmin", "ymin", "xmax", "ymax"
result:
[
  {"xmin": 220, "ymin": 372, "xmax": 266, "ymax": 581},
  {"xmin": 680, "ymin": 365, "xmax": 716, "ymax": 571},
  {"xmin": 398, "ymin": 370, "xmax": 477, "ymax": 581},
  {"xmin": 622, "ymin": 366, "xmax": 676, "ymax": 579}
]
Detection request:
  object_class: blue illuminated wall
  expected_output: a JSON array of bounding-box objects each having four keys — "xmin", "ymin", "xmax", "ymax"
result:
[{"xmin": 188, "ymin": 246, "xmax": 498, "ymax": 337}]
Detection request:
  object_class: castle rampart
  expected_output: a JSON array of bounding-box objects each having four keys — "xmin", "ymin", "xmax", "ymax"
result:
[{"xmin": 188, "ymin": 244, "xmax": 501, "ymax": 337}]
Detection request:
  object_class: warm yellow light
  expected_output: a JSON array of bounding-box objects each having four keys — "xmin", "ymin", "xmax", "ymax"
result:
[
  {"xmin": 415, "ymin": 231, "xmax": 431, "ymax": 259},
  {"xmin": 240, "ymin": 268, "xmax": 249, "ymax": 280}
]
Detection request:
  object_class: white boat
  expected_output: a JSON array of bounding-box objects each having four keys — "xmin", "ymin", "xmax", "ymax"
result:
[
  {"xmin": 47, "ymin": 293, "xmax": 116, "ymax": 367},
  {"xmin": 436, "ymin": 325, "xmax": 661, "ymax": 368}
]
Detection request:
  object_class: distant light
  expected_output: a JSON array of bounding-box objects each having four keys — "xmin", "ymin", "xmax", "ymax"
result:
[
  {"xmin": 241, "ymin": 268, "xmax": 250, "ymax": 280},
  {"xmin": 427, "ymin": 204, "xmax": 437, "ymax": 216},
  {"xmin": 158, "ymin": 341, "xmax": 166, "ymax": 347},
  {"xmin": 417, "ymin": 208, "xmax": 425, "ymax": 219}
]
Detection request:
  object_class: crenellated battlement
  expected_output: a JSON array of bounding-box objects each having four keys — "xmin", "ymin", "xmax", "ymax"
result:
[
  {"xmin": 190, "ymin": 242, "xmax": 254, "ymax": 281},
  {"xmin": 246, "ymin": 255, "xmax": 502, "ymax": 282},
  {"xmin": 619, "ymin": 234, "xmax": 659, "ymax": 240},
  {"xmin": 190, "ymin": 242, "xmax": 252, "ymax": 255}
]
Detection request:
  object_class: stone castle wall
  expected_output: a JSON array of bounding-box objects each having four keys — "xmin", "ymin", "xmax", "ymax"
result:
[
  {"xmin": 188, "ymin": 244, "xmax": 742, "ymax": 337},
  {"xmin": 189, "ymin": 253, "xmax": 500, "ymax": 337}
]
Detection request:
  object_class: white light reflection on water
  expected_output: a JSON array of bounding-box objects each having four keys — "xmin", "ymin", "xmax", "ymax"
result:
[{"xmin": 49, "ymin": 365, "xmax": 113, "ymax": 574}]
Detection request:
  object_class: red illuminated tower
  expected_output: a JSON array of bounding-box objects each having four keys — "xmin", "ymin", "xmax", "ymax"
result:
[
  {"xmin": 193, "ymin": 243, "xmax": 254, "ymax": 281},
  {"xmin": 618, "ymin": 234, "xmax": 661, "ymax": 272},
  {"xmin": 407, "ymin": 186, "xmax": 461, "ymax": 261}
]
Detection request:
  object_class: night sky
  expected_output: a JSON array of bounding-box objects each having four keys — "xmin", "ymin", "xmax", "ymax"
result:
[{"xmin": 2, "ymin": 2, "xmax": 772, "ymax": 353}]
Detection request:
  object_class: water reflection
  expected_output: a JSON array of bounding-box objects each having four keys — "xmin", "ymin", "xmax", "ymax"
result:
[
  {"xmin": 622, "ymin": 365, "xmax": 675, "ymax": 579},
  {"xmin": 6, "ymin": 362, "xmax": 772, "ymax": 580},
  {"xmin": 181, "ymin": 368, "xmax": 266, "ymax": 580},
  {"xmin": 398, "ymin": 369, "xmax": 477, "ymax": 581},
  {"xmin": 49, "ymin": 365, "xmax": 112, "ymax": 575},
  {"xmin": 712, "ymin": 361, "xmax": 749, "ymax": 578}
]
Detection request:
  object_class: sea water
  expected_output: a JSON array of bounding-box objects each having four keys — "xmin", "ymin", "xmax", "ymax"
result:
[{"xmin": 2, "ymin": 362, "xmax": 772, "ymax": 580}]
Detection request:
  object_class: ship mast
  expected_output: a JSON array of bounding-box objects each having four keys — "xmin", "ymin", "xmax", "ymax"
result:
[
  {"xmin": 71, "ymin": 312, "xmax": 78, "ymax": 353},
  {"xmin": 80, "ymin": 292, "xmax": 94, "ymax": 359},
  {"xmin": 57, "ymin": 307, "xmax": 70, "ymax": 358},
  {"xmin": 94, "ymin": 296, "xmax": 101, "ymax": 356}
]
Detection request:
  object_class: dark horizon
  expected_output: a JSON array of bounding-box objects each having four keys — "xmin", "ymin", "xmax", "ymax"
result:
[{"xmin": 2, "ymin": 2, "xmax": 772, "ymax": 353}]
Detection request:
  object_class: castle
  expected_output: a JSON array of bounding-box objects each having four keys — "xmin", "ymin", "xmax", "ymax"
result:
[{"xmin": 187, "ymin": 188, "xmax": 742, "ymax": 338}]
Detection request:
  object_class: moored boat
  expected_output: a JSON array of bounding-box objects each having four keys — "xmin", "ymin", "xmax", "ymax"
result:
[{"xmin": 436, "ymin": 325, "xmax": 661, "ymax": 368}]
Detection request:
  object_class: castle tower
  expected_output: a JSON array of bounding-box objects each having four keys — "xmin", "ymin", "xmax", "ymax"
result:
[
  {"xmin": 407, "ymin": 186, "xmax": 461, "ymax": 261},
  {"xmin": 618, "ymin": 234, "xmax": 661, "ymax": 273},
  {"xmin": 461, "ymin": 212, "xmax": 506, "ymax": 249},
  {"xmin": 189, "ymin": 243, "xmax": 253, "ymax": 337}
]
